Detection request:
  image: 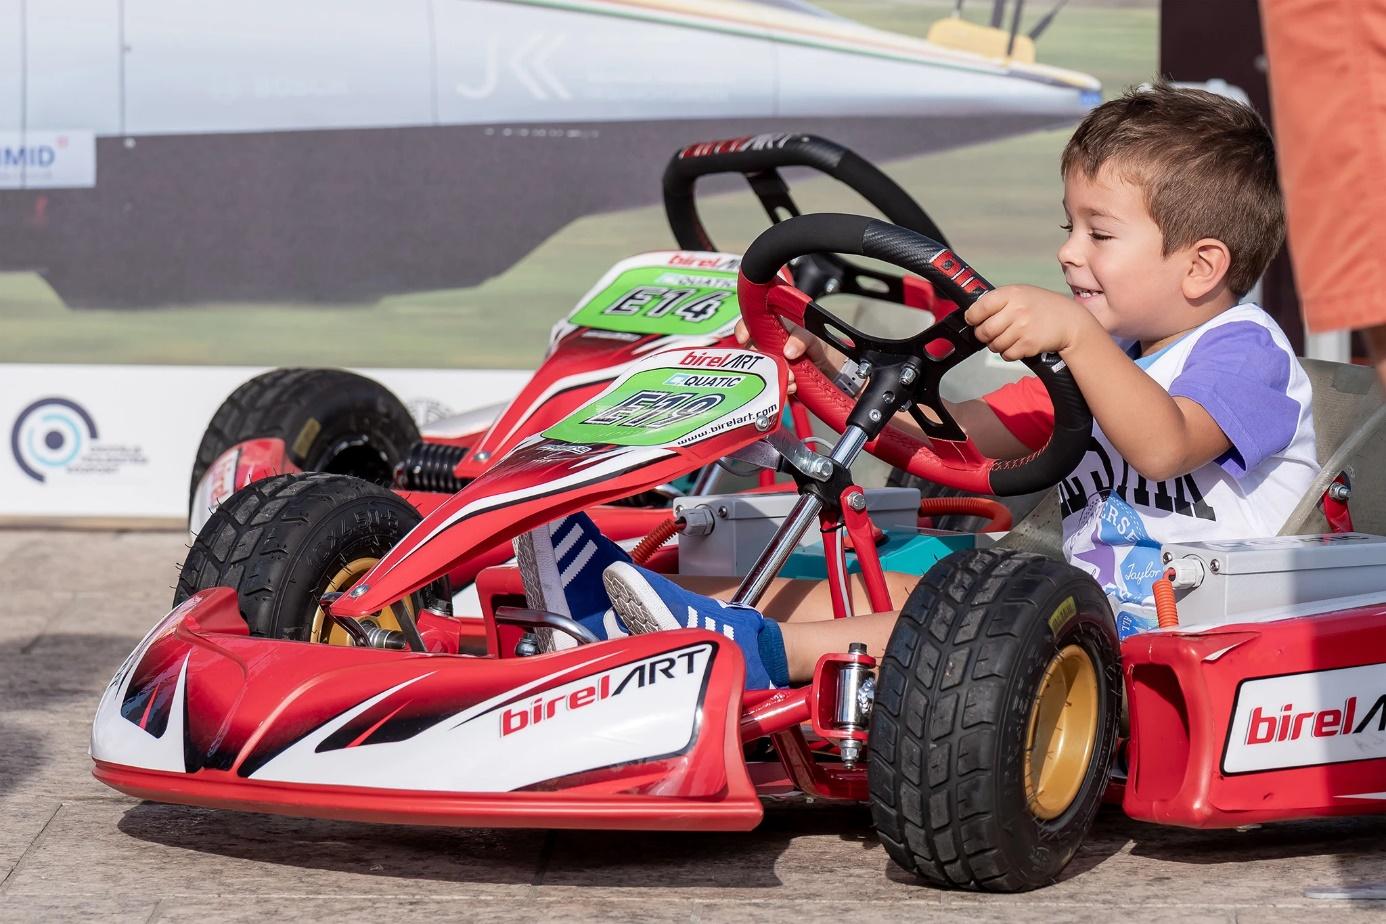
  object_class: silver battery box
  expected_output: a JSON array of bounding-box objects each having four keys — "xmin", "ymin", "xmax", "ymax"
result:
[
  {"xmin": 1162, "ymin": 533, "xmax": 1386, "ymax": 626},
  {"xmin": 673, "ymin": 487, "xmax": 922, "ymax": 577}
]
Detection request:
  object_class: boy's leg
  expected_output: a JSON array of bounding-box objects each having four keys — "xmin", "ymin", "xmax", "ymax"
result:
[
  {"xmin": 676, "ymin": 570, "xmax": 919, "ymax": 624},
  {"xmin": 660, "ymin": 569, "xmax": 916, "ymax": 682},
  {"xmin": 606, "ymin": 561, "xmax": 904, "ymax": 686},
  {"xmin": 778, "ymin": 610, "xmax": 899, "ymax": 683}
]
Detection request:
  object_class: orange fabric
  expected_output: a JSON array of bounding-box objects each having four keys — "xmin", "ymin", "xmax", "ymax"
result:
[
  {"xmin": 1262, "ymin": 0, "xmax": 1386, "ymax": 332},
  {"xmin": 981, "ymin": 376, "xmax": 1054, "ymax": 452}
]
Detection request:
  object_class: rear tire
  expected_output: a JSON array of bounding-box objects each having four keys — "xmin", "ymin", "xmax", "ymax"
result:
[
  {"xmin": 868, "ymin": 548, "xmax": 1120, "ymax": 892},
  {"xmin": 174, "ymin": 472, "xmax": 421, "ymax": 640},
  {"xmin": 188, "ymin": 368, "xmax": 420, "ymax": 516}
]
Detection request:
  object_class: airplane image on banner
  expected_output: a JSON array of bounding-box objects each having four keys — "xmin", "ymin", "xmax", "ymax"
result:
[{"xmin": 0, "ymin": 0, "xmax": 1098, "ymax": 307}]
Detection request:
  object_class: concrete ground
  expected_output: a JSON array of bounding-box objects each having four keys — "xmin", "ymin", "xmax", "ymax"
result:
[{"xmin": 2, "ymin": 528, "xmax": 1384, "ymax": 923}]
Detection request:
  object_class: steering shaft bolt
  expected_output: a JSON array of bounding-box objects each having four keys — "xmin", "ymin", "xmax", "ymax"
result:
[
  {"xmin": 808, "ymin": 456, "xmax": 834, "ymax": 481},
  {"xmin": 867, "ymin": 409, "xmax": 882, "ymax": 423},
  {"xmin": 846, "ymin": 493, "xmax": 867, "ymax": 512}
]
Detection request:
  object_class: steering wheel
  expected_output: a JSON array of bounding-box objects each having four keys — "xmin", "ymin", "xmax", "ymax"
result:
[
  {"xmin": 738, "ymin": 213, "xmax": 1093, "ymax": 497},
  {"xmin": 663, "ymin": 134, "xmax": 951, "ymax": 305}
]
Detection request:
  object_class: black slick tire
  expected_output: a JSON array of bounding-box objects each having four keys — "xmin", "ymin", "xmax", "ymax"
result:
[
  {"xmin": 188, "ymin": 368, "xmax": 420, "ymax": 516},
  {"xmin": 868, "ymin": 547, "xmax": 1120, "ymax": 892},
  {"xmin": 173, "ymin": 472, "xmax": 421, "ymax": 640}
]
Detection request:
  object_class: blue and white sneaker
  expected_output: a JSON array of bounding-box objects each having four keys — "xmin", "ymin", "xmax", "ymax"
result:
[
  {"xmin": 513, "ymin": 512, "xmax": 632, "ymax": 651},
  {"xmin": 601, "ymin": 561, "xmax": 786, "ymax": 689}
]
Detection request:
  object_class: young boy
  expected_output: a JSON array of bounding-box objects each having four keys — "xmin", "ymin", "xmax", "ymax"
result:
[{"xmin": 516, "ymin": 84, "xmax": 1319, "ymax": 689}]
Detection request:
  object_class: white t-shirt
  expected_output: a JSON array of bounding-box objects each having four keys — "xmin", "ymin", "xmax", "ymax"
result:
[{"xmin": 988, "ymin": 304, "xmax": 1319, "ymax": 639}]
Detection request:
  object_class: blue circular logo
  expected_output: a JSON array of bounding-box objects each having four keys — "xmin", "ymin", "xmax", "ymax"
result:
[{"xmin": 11, "ymin": 397, "xmax": 99, "ymax": 483}]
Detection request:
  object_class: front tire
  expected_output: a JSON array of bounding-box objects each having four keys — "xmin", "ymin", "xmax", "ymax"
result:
[
  {"xmin": 174, "ymin": 472, "xmax": 421, "ymax": 640},
  {"xmin": 868, "ymin": 548, "xmax": 1120, "ymax": 892}
]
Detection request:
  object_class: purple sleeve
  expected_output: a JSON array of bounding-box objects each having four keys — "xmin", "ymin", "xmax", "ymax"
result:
[{"xmin": 1167, "ymin": 321, "xmax": 1299, "ymax": 479}]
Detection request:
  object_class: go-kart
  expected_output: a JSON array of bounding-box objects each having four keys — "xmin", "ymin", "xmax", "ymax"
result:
[
  {"xmin": 183, "ymin": 134, "xmax": 999, "ymax": 619},
  {"xmin": 93, "ymin": 214, "xmax": 1386, "ymax": 893},
  {"xmin": 186, "ymin": 132, "xmax": 962, "ymax": 533}
]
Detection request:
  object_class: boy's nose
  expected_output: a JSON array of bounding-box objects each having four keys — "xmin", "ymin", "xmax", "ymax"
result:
[{"xmin": 1057, "ymin": 237, "xmax": 1083, "ymax": 267}]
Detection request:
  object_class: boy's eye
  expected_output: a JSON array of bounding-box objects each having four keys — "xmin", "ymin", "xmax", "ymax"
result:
[{"xmin": 1090, "ymin": 231, "xmax": 1113, "ymax": 242}]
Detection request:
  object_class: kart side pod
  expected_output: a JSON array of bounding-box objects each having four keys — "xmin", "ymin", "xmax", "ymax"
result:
[
  {"xmin": 91, "ymin": 589, "xmax": 768, "ymax": 831},
  {"xmin": 1122, "ymin": 603, "xmax": 1386, "ymax": 828}
]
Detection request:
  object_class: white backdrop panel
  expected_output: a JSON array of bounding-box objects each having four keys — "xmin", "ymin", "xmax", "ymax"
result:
[{"xmin": 0, "ymin": 364, "xmax": 528, "ymax": 520}]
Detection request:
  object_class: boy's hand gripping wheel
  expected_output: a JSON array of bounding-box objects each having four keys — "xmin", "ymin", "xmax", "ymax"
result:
[{"xmin": 731, "ymin": 213, "xmax": 1094, "ymax": 608}]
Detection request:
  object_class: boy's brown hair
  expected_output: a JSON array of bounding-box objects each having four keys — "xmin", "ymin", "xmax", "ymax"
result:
[{"xmin": 1061, "ymin": 83, "xmax": 1284, "ymax": 297}]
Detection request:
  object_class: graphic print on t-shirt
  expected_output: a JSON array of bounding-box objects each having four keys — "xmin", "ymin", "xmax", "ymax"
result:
[
  {"xmin": 1046, "ymin": 305, "xmax": 1318, "ymax": 612},
  {"xmin": 1057, "ymin": 438, "xmax": 1217, "ymax": 523},
  {"xmin": 1066, "ymin": 491, "xmax": 1165, "ymax": 606}
]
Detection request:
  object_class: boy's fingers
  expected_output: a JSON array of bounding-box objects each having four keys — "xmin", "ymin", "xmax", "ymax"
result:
[
  {"xmin": 964, "ymin": 290, "xmax": 1006, "ymax": 326},
  {"xmin": 989, "ymin": 327, "xmax": 1024, "ymax": 357},
  {"xmin": 972, "ymin": 313, "xmax": 1004, "ymax": 344},
  {"xmin": 734, "ymin": 320, "xmax": 751, "ymax": 346}
]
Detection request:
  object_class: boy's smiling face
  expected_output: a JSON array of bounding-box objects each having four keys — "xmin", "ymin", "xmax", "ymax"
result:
[{"xmin": 1059, "ymin": 164, "xmax": 1200, "ymax": 344}]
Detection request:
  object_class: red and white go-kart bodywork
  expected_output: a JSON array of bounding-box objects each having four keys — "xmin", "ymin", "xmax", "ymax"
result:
[
  {"xmin": 95, "ymin": 213, "xmax": 1386, "ymax": 890},
  {"xmin": 97, "ymin": 347, "xmax": 857, "ymax": 829}
]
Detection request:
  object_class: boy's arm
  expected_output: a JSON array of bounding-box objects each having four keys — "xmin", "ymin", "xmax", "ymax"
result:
[
  {"xmin": 1059, "ymin": 326, "xmax": 1231, "ymax": 479},
  {"xmin": 966, "ymin": 285, "xmax": 1232, "ymax": 481}
]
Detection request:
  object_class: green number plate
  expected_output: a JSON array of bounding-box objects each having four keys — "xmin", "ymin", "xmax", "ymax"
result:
[
  {"xmin": 543, "ymin": 366, "xmax": 766, "ymax": 447},
  {"xmin": 568, "ymin": 266, "xmax": 741, "ymax": 336}
]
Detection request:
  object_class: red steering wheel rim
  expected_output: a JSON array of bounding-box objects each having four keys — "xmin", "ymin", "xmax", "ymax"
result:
[
  {"xmin": 746, "ymin": 279, "xmax": 994, "ymax": 494},
  {"xmin": 736, "ymin": 213, "xmax": 1093, "ymax": 499}
]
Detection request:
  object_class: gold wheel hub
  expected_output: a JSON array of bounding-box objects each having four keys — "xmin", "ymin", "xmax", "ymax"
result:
[
  {"xmin": 1023, "ymin": 643, "xmax": 1099, "ymax": 821},
  {"xmin": 309, "ymin": 557, "xmax": 413, "ymax": 646}
]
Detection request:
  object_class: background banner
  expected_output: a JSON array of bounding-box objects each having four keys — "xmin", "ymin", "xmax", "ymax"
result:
[
  {"xmin": 0, "ymin": 365, "xmax": 528, "ymax": 521},
  {"xmin": 0, "ymin": 2, "xmax": 1162, "ymax": 523}
]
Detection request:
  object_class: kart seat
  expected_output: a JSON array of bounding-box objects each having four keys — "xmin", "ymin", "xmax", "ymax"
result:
[
  {"xmin": 1279, "ymin": 358, "xmax": 1386, "ymax": 534},
  {"xmin": 996, "ymin": 357, "xmax": 1386, "ymax": 560}
]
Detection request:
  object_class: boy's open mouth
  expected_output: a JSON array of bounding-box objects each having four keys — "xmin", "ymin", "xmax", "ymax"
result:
[{"xmin": 1070, "ymin": 286, "xmax": 1104, "ymax": 302}]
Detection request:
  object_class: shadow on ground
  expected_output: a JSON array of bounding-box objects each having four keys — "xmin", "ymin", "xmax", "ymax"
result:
[
  {"xmin": 0, "ymin": 724, "xmax": 47, "ymax": 800},
  {"xmin": 0, "ymin": 632, "xmax": 145, "ymax": 801},
  {"xmin": 1126, "ymin": 813, "xmax": 1386, "ymax": 868},
  {"xmin": 114, "ymin": 801, "xmax": 885, "ymax": 889}
]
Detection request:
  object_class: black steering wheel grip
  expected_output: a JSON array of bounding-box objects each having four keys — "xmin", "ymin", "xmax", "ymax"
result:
[{"xmin": 739, "ymin": 213, "xmax": 1092, "ymax": 497}]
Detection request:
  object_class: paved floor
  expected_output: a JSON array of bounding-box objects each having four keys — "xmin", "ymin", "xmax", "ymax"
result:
[{"xmin": 2, "ymin": 528, "xmax": 1385, "ymax": 923}]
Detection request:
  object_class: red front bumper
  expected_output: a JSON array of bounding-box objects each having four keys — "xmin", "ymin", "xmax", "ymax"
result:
[{"xmin": 90, "ymin": 589, "xmax": 764, "ymax": 831}]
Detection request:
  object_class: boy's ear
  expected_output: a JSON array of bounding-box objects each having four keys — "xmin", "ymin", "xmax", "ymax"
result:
[{"xmin": 1181, "ymin": 238, "xmax": 1233, "ymax": 301}]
